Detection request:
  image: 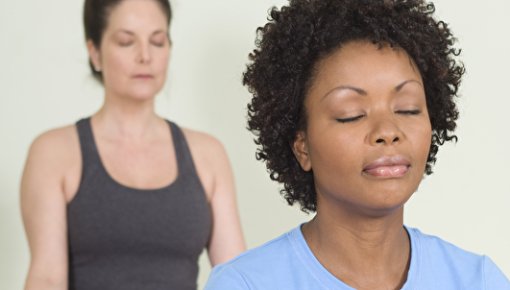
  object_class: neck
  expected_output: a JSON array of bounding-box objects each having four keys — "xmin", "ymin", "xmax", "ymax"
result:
[
  {"xmin": 302, "ymin": 206, "xmax": 410, "ymax": 289},
  {"xmin": 92, "ymin": 94, "xmax": 161, "ymax": 141}
]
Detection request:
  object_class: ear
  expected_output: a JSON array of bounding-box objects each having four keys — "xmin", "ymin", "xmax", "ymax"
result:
[
  {"xmin": 292, "ymin": 131, "xmax": 312, "ymax": 171},
  {"xmin": 87, "ymin": 40, "xmax": 102, "ymax": 72}
]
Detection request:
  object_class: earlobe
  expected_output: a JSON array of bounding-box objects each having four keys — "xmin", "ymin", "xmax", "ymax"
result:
[
  {"xmin": 86, "ymin": 40, "xmax": 102, "ymax": 72},
  {"xmin": 292, "ymin": 131, "xmax": 312, "ymax": 171}
]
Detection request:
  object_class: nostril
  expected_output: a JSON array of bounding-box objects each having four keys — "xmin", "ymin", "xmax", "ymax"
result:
[{"xmin": 375, "ymin": 136, "xmax": 399, "ymax": 144}]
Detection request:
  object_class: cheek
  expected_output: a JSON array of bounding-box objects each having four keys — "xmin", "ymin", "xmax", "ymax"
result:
[
  {"xmin": 154, "ymin": 51, "xmax": 170, "ymax": 74},
  {"xmin": 104, "ymin": 50, "xmax": 132, "ymax": 75},
  {"xmin": 408, "ymin": 121, "xmax": 432, "ymax": 161},
  {"xmin": 308, "ymin": 126, "xmax": 361, "ymax": 173}
]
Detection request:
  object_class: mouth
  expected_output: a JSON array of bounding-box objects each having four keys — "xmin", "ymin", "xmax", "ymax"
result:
[
  {"xmin": 132, "ymin": 74, "xmax": 154, "ymax": 79},
  {"xmin": 362, "ymin": 155, "xmax": 411, "ymax": 178}
]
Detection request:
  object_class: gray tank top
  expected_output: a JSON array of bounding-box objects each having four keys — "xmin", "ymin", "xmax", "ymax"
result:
[{"xmin": 68, "ymin": 118, "xmax": 212, "ymax": 290}]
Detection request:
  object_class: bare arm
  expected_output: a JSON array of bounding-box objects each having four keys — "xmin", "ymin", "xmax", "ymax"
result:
[
  {"xmin": 21, "ymin": 130, "xmax": 72, "ymax": 290},
  {"xmin": 184, "ymin": 130, "xmax": 246, "ymax": 266},
  {"xmin": 206, "ymin": 139, "xmax": 246, "ymax": 266}
]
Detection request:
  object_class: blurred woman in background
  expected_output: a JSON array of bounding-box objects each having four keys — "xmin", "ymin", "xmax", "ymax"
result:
[{"xmin": 21, "ymin": 0, "xmax": 245, "ymax": 289}]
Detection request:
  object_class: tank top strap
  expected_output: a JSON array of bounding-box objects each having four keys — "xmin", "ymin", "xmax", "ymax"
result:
[
  {"xmin": 75, "ymin": 117, "xmax": 101, "ymax": 173},
  {"xmin": 166, "ymin": 121, "xmax": 200, "ymax": 179}
]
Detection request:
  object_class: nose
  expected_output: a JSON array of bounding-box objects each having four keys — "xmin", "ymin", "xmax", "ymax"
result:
[
  {"xmin": 137, "ymin": 43, "xmax": 151, "ymax": 64},
  {"xmin": 367, "ymin": 117, "xmax": 404, "ymax": 146}
]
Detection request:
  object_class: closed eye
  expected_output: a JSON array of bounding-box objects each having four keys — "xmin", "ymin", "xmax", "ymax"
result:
[
  {"xmin": 396, "ymin": 109, "xmax": 421, "ymax": 115},
  {"xmin": 151, "ymin": 41, "xmax": 165, "ymax": 47},
  {"xmin": 151, "ymin": 32, "xmax": 168, "ymax": 47},
  {"xmin": 336, "ymin": 115, "xmax": 364, "ymax": 123},
  {"xmin": 118, "ymin": 40, "xmax": 133, "ymax": 47}
]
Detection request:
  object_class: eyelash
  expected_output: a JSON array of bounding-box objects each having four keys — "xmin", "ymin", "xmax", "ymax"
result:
[
  {"xmin": 151, "ymin": 41, "xmax": 165, "ymax": 47},
  {"xmin": 117, "ymin": 41, "xmax": 165, "ymax": 47},
  {"xmin": 336, "ymin": 110, "xmax": 421, "ymax": 123},
  {"xmin": 336, "ymin": 115, "xmax": 365, "ymax": 123},
  {"xmin": 119, "ymin": 41, "xmax": 133, "ymax": 47},
  {"xmin": 396, "ymin": 109, "xmax": 421, "ymax": 115}
]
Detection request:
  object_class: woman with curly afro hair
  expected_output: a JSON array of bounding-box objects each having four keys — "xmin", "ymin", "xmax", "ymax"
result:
[{"xmin": 206, "ymin": 0, "xmax": 510, "ymax": 289}]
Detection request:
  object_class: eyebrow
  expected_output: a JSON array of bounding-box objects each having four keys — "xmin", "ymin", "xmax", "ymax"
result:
[
  {"xmin": 115, "ymin": 29, "xmax": 135, "ymax": 36},
  {"xmin": 115, "ymin": 29, "xmax": 167, "ymax": 36},
  {"xmin": 321, "ymin": 79, "xmax": 423, "ymax": 101},
  {"xmin": 395, "ymin": 79, "xmax": 423, "ymax": 91}
]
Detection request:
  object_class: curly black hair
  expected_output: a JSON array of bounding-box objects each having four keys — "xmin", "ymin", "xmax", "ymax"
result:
[{"xmin": 244, "ymin": 0, "xmax": 464, "ymax": 213}]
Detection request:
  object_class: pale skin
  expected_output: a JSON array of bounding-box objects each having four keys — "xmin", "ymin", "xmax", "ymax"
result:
[
  {"xmin": 293, "ymin": 41, "xmax": 432, "ymax": 290},
  {"xmin": 21, "ymin": 1, "xmax": 245, "ymax": 289}
]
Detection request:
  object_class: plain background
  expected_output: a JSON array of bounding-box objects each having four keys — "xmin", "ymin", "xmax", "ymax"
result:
[{"xmin": 1, "ymin": 0, "xmax": 509, "ymax": 289}]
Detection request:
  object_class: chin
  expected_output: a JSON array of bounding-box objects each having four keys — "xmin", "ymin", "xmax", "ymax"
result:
[
  {"xmin": 356, "ymin": 187, "xmax": 415, "ymax": 217},
  {"xmin": 132, "ymin": 92, "xmax": 157, "ymax": 100},
  {"xmin": 127, "ymin": 87, "xmax": 161, "ymax": 101},
  {"xmin": 127, "ymin": 78, "xmax": 163, "ymax": 97}
]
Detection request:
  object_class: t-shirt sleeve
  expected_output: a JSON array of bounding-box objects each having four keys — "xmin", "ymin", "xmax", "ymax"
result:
[
  {"xmin": 205, "ymin": 264, "xmax": 251, "ymax": 290},
  {"xmin": 484, "ymin": 256, "xmax": 510, "ymax": 290}
]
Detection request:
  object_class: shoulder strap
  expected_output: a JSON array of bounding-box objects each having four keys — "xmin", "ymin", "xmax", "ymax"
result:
[
  {"xmin": 75, "ymin": 117, "xmax": 102, "ymax": 172},
  {"xmin": 167, "ymin": 121, "xmax": 200, "ymax": 179}
]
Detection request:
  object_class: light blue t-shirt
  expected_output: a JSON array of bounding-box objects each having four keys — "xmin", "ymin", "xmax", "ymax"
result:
[{"xmin": 205, "ymin": 225, "xmax": 510, "ymax": 290}]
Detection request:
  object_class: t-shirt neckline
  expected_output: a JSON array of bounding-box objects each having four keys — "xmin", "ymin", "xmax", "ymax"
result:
[{"xmin": 288, "ymin": 224, "xmax": 420, "ymax": 289}]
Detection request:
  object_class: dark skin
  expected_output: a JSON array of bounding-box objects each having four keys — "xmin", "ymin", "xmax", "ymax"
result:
[{"xmin": 293, "ymin": 41, "xmax": 432, "ymax": 289}]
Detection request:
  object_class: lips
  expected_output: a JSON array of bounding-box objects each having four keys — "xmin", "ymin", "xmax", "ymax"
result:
[
  {"xmin": 133, "ymin": 74, "xmax": 154, "ymax": 79},
  {"xmin": 363, "ymin": 155, "xmax": 410, "ymax": 178}
]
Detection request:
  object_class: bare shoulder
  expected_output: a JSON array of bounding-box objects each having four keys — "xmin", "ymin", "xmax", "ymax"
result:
[
  {"xmin": 23, "ymin": 124, "xmax": 81, "ymax": 192},
  {"xmin": 180, "ymin": 127, "xmax": 228, "ymax": 161},
  {"xmin": 180, "ymin": 127, "xmax": 232, "ymax": 198},
  {"xmin": 28, "ymin": 125, "xmax": 79, "ymax": 163}
]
